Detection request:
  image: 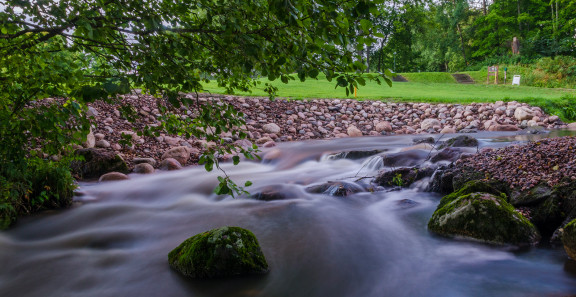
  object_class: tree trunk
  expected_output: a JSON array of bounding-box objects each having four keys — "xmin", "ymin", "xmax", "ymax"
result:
[
  {"xmin": 366, "ymin": 45, "xmax": 372, "ymax": 72},
  {"xmin": 377, "ymin": 49, "xmax": 382, "ymax": 73},
  {"xmin": 482, "ymin": 0, "xmax": 487, "ymax": 15},
  {"xmin": 457, "ymin": 24, "xmax": 468, "ymax": 66},
  {"xmin": 517, "ymin": 0, "xmax": 521, "ymax": 33}
]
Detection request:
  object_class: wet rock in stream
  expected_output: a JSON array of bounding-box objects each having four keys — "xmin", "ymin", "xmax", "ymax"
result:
[
  {"xmin": 249, "ymin": 185, "xmax": 301, "ymax": 201},
  {"xmin": 168, "ymin": 226, "xmax": 269, "ymax": 279},
  {"xmin": 428, "ymin": 180, "xmax": 541, "ymax": 246},
  {"xmin": 382, "ymin": 150, "xmax": 430, "ymax": 167},
  {"xmin": 306, "ymin": 181, "xmax": 365, "ymax": 197},
  {"xmin": 327, "ymin": 149, "xmax": 385, "ymax": 160},
  {"xmin": 438, "ymin": 135, "xmax": 479, "ymax": 149},
  {"xmin": 374, "ymin": 167, "xmax": 435, "ymax": 188},
  {"xmin": 426, "ymin": 137, "xmax": 576, "ymax": 247}
]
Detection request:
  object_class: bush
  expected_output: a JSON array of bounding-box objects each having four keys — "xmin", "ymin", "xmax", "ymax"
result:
[
  {"xmin": 521, "ymin": 94, "xmax": 576, "ymax": 122},
  {"xmin": 465, "ymin": 56, "xmax": 576, "ymax": 89},
  {"xmin": 535, "ymin": 56, "xmax": 576, "ymax": 79},
  {"xmin": 0, "ymin": 158, "xmax": 76, "ymax": 229},
  {"xmin": 26, "ymin": 159, "xmax": 75, "ymax": 212}
]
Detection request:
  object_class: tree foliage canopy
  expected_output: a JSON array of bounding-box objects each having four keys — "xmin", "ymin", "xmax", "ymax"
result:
[{"xmin": 0, "ymin": 0, "xmax": 390, "ymax": 199}]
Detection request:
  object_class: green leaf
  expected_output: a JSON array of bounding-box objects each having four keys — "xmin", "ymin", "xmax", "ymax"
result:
[
  {"xmin": 232, "ymin": 155, "xmax": 240, "ymax": 165},
  {"xmin": 360, "ymin": 19, "xmax": 372, "ymax": 32},
  {"xmin": 276, "ymin": 57, "xmax": 286, "ymax": 65},
  {"xmin": 244, "ymin": 181, "xmax": 253, "ymax": 187},
  {"xmin": 308, "ymin": 69, "xmax": 319, "ymax": 79},
  {"xmin": 204, "ymin": 160, "xmax": 214, "ymax": 172},
  {"xmin": 103, "ymin": 81, "xmax": 119, "ymax": 94},
  {"xmin": 384, "ymin": 77, "xmax": 392, "ymax": 87}
]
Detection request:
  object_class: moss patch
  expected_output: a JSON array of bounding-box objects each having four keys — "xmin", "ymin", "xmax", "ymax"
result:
[
  {"xmin": 437, "ymin": 180, "xmax": 507, "ymax": 209},
  {"xmin": 168, "ymin": 226, "xmax": 269, "ymax": 279},
  {"xmin": 374, "ymin": 167, "xmax": 434, "ymax": 188},
  {"xmin": 429, "ymin": 192, "xmax": 540, "ymax": 246},
  {"xmin": 562, "ymin": 219, "xmax": 576, "ymax": 260}
]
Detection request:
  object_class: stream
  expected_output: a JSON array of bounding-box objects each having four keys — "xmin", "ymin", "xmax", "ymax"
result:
[{"xmin": 1, "ymin": 132, "xmax": 576, "ymax": 297}]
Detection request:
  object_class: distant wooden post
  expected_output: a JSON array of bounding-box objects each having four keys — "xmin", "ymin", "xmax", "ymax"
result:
[{"xmin": 487, "ymin": 65, "xmax": 499, "ymax": 84}]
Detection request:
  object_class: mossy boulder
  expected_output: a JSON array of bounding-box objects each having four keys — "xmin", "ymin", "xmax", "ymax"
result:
[
  {"xmin": 562, "ymin": 219, "xmax": 576, "ymax": 260},
  {"xmin": 168, "ymin": 226, "xmax": 269, "ymax": 279},
  {"xmin": 374, "ymin": 167, "xmax": 434, "ymax": 188},
  {"xmin": 428, "ymin": 190, "xmax": 540, "ymax": 246},
  {"xmin": 71, "ymin": 148, "xmax": 129, "ymax": 179},
  {"xmin": 436, "ymin": 180, "xmax": 507, "ymax": 209},
  {"xmin": 529, "ymin": 195, "xmax": 565, "ymax": 239},
  {"xmin": 509, "ymin": 182, "xmax": 554, "ymax": 206},
  {"xmin": 451, "ymin": 168, "xmax": 489, "ymax": 193}
]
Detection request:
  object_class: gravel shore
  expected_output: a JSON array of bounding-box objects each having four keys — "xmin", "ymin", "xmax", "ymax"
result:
[
  {"xmin": 457, "ymin": 136, "xmax": 576, "ymax": 191},
  {"xmin": 81, "ymin": 93, "xmax": 569, "ymax": 169}
]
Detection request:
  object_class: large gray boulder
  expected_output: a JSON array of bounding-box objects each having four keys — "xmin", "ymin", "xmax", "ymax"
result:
[
  {"xmin": 306, "ymin": 181, "xmax": 364, "ymax": 196},
  {"xmin": 421, "ymin": 119, "xmax": 440, "ymax": 130},
  {"xmin": 71, "ymin": 148, "xmax": 129, "ymax": 179},
  {"xmin": 262, "ymin": 123, "xmax": 281, "ymax": 134},
  {"xmin": 168, "ymin": 226, "xmax": 269, "ymax": 279},
  {"xmin": 82, "ymin": 131, "xmax": 96, "ymax": 148},
  {"xmin": 98, "ymin": 172, "xmax": 130, "ymax": 182},
  {"xmin": 562, "ymin": 219, "xmax": 576, "ymax": 260},
  {"xmin": 162, "ymin": 146, "xmax": 191, "ymax": 165},
  {"xmin": 438, "ymin": 135, "xmax": 478, "ymax": 149},
  {"xmin": 133, "ymin": 163, "xmax": 155, "ymax": 174},
  {"xmin": 428, "ymin": 182, "xmax": 540, "ymax": 246}
]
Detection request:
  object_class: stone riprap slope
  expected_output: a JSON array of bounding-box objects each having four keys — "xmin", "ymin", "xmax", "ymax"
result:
[
  {"xmin": 457, "ymin": 136, "xmax": 576, "ymax": 191},
  {"xmin": 83, "ymin": 94, "xmax": 568, "ymax": 170}
]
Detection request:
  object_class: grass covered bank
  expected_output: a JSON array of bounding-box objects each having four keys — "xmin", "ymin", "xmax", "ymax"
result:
[{"xmin": 201, "ymin": 73, "xmax": 576, "ymax": 121}]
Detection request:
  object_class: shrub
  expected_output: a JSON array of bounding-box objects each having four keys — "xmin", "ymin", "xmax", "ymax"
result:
[{"xmin": 0, "ymin": 158, "xmax": 76, "ymax": 229}]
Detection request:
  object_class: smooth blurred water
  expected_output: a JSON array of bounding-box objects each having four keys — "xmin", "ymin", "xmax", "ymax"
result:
[{"xmin": 1, "ymin": 132, "xmax": 575, "ymax": 297}]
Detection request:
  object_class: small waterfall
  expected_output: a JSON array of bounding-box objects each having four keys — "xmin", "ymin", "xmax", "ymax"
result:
[{"xmin": 360, "ymin": 155, "xmax": 384, "ymax": 171}]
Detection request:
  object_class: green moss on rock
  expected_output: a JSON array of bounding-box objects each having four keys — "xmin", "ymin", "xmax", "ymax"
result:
[
  {"xmin": 451, "ymin": 168, "xmax": 488, "ymax": 192},
  {"xmin": 562, "ymin": 219, "xmax": 576, "ymax": 259},
  {"xmin": 168, "ymin": 226, "xmax": 269, "ymax": 279},
  {"xmin": 509, "ymin": 182, "xmax": 554, "ymax": 206},
  {"xmin": 437, "ymin": 180, "xmax": 506, "ymax": 210},
  {"xmin": 429, "ymin": 192, "xmax": 540, "ymax": 246}
]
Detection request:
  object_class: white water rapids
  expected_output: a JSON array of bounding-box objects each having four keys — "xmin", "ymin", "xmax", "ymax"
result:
[{"xmin": 1, "ymin": 132, "xmax": 575, "ymax": 297}]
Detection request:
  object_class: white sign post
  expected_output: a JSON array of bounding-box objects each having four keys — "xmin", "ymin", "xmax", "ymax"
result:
[{"xmin": 512, "ymin": 75, "xmax": 521, "ymax": 86}]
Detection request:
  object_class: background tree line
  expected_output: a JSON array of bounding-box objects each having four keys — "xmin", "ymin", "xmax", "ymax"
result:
[{"xmin": 364, "ymin": 0, "xmax": 575, "ymax": 73}]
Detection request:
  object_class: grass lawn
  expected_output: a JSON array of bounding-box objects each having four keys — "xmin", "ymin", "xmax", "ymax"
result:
[{"xmin": 201, "ymin": 74, "xmax": 575, "ymax": 104}]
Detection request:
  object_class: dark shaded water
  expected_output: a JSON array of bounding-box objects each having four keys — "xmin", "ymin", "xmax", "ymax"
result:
[{"xmin": 1, "ymin": 132, "xmax": 576, "ymax": 297}]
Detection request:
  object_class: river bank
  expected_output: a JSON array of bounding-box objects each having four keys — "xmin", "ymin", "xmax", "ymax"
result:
[{"xmin": 81, "ymin": 93, "xmax": 572, "ymax": 171}]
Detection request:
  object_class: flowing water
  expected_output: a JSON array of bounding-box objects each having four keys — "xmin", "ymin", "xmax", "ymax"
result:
[{"xmin": 1, "ymin": 132, "xmax": 576, "ymax": 297}]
